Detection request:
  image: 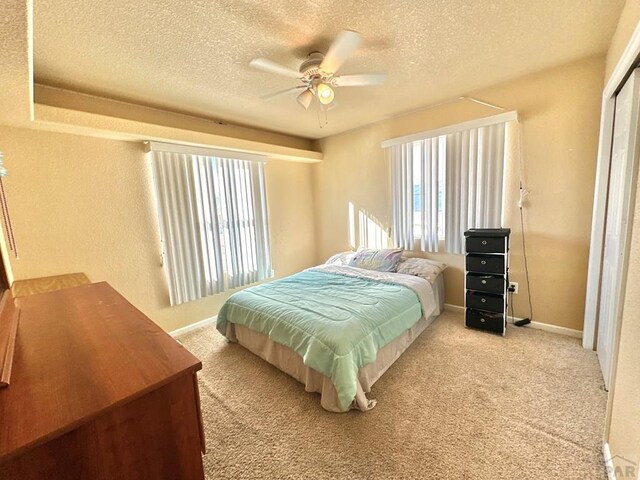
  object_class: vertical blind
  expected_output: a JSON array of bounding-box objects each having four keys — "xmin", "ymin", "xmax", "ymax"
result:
[
  {"xmin": 385, "ymin": 113, "xmax": 513, "ymax": 254},
  {"xmin": 389, "ymin": 139, "xmax": 441, "ymax": 251},
  {"xmin": 418, "ymin": 138, "xmax": 441, "ymax": 252},
  {"xmin": 217, "ymin": 157, "xmax": 271, "ymax": 289},
  {"xmin": 149, "ymin": 143, "xmax": 271, "ymax": 306},
  {"xmin": 445, "ymin": 123, "xmax": 506, "ymax": 253},
  {"xmin": 389, "ymin": 143, "xmax": 414, "ymax": 250}
]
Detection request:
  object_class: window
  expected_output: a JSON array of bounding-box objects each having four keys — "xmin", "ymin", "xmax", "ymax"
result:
[
  {"xmin": 412, "ymin": 138, "xmax": 447, "ymax": 241},
  {"xmin": 148, "ymin": 142, "xmax": 271, "ymax": 306},
  {"xmin": 386, "ymin": 112, "xmax": 514, "ymax": 254}
]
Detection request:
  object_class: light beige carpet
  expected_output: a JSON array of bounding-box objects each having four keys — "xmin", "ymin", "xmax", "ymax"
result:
[{"xmin": 179, "ymin": 310, "xmax": 607, "ymax": 479}]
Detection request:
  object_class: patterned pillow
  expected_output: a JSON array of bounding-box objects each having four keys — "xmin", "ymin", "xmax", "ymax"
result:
[
  {"xmin": 395, "ymin": 257, "xmax": 447, "ymax": 283},
  {"xmin": 347, "ymin": 248, "xmax": 404, "ymax": 272},
  {"xmin": 325, "ymin": 251, "xmax": 357, "ymax": 266}
]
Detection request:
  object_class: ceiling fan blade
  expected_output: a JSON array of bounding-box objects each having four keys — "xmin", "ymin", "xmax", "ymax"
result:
[
  {"xmin": 249, "ymin": 58, "xmax": 301, "ymax": 79},
  {"xmin": 297, "ymin": 89, "xmax": 314, "ymax": 110},
  {"xmin": 260, "ymin": 85, "xmax": 306, "ymax": 100},
  {"xmin": 320, "ymin": 30, "xmax": 362, "ymax": 75},
  {"xmin": 333, "ymin": 73, "xmax": 387, "ymax": 87}
]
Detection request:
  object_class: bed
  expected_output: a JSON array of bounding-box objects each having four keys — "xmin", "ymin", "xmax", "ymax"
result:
[{"xmin": 216, "ymin": 259, "xmax": 445, "ymax": 412}]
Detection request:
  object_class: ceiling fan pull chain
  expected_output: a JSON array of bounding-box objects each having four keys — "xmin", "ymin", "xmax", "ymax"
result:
[{"xmin": 317, "ymin": 105, "xmax": 329, "ymax": 128}]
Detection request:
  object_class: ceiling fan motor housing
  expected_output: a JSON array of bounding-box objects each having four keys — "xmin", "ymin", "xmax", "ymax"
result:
[{"xmin": 299, "ymin": 52, "xmax": 325, "ymax": 77}]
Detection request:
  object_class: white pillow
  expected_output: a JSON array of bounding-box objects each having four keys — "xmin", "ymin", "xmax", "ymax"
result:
[
  {"xmin": 395, "ymin": 257, "xmax": 447, "ymax": 283},
  {"xmin": 325, "ymin": 251, "xmax": 357, "ymax": 266},
  {"xmin": 347, "ymin": 248, "xmax": 404, "ymax": 272}
]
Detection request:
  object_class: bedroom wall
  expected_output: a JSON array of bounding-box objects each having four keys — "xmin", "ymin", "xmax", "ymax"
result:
[
  {"xmin": 312, "ymin": 56, "xmax": 604, "ymax": 332},
  {"xmin": 605, "ymin": 0, "xmax": 640, "ymax": 82},
  {"xmin": 0, "ymin": 125, "xmax": 318, "ymax": 332},
  {"xmin": 604, "ymin": 3, "xmax": 640, "ymax": 471}
]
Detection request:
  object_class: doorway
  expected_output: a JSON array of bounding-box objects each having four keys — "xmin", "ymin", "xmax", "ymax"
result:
[{"xmin": 595, "ymin": 69, "xmax": 640, "ymax": 389}]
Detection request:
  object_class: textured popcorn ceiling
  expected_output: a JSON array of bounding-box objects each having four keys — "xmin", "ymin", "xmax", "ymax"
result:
[
  {"xmin": 34, "ymin": 0, "xmax": 624, "ymax": 139},
  {"xmin": 1, "ymin": 0, "xmax": 33, "ymax": 125}
]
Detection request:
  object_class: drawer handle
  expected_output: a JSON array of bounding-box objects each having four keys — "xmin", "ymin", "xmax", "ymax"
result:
[
  {"xmin": 481, "ymin": 298, "xmax": 486, "ymax": 303},
  {"xmin": 481, "ymin": 260, "xmax": 487, "ymax": 265},
  {"xmin": 481, "ymin": 280, "xmax": 487, "ymax": 284},
  {"xmin": 482, "ymin": 240, "xmax": 487, "ymax": 245},
  {"xmin": 480, "ymin": 318, "xmax": 486, "ymax": 323}
]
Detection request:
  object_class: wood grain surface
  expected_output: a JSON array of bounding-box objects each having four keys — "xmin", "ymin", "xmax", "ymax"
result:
[
  {"xmin": 2, "ymin": 374, "xmax": 205, "ymax": 480},
  {"xmin": 11, "ymin": 273, "xmax": 90, "ymax": 298},
  {"xmin": 0, "ymin": 282, "xmax": 202, "ymax": 462},
  {"xmin": 0, "ymin": 291, "xmax": 19, "ymax": 388}
]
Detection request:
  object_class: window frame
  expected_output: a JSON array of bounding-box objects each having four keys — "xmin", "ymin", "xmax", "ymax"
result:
[
  {"xmin": 386, "ymin": 114, "xmax": 513, "ymax": 253},
  {"xmin": 148, "ymin": 142, "xmax": 271, "ymax": 305}
]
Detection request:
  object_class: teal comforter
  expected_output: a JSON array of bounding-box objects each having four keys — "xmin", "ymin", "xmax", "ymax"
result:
[{"xmin": 217, "ymin": 268, "xmax": 424, "ymax": 411}]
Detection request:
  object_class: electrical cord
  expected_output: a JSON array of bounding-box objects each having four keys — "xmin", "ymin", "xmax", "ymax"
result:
[
  {"xmin": 519, "ymin": 199, "xmax": 534, "ymax": 321},
  {"xmin": 509, "ymin": 291, "xmax": 515, "ymax": 324},
  {"xmin": 514, "ymin": 120, "xmax": 533, "ymax": 326}
]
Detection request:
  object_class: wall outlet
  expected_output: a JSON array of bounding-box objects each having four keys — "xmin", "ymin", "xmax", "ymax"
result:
[{"xmin": 508, "ymin": 282, "xmax": 519, "ymax": 294}]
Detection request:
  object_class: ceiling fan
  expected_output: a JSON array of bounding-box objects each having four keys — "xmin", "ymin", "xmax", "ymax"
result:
[{"xmin": 249, "ymin": 30, "xmax": 386, "ymax": 110}]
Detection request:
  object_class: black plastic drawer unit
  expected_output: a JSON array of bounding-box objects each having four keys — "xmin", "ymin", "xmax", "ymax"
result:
[
  {"xmin": 464, "ymin": 228, "xmax": 510, "ymax": 335},
  {"xmin": 466, "ymin": 236, "xmax": 505, "ymax": 254},
  {"xmin": 466, "ymin": 273, "xmax": 504, "ymax": 294},
  {"xmin": 465, "ymin": 254, "xmax": 504, "ymax": 275},
  {"xmin": 466, "ymin": 291, "xmax": 504, "ymax": 313},
  {"xmin": 466, "ymin": 309, "xmax": 505, "ymax": 334}
]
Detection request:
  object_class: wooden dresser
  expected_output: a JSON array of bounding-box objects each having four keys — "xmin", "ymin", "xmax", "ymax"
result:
[{"xmin": 0, "ymin": 282, "xmax": 205, "ymax": 480}]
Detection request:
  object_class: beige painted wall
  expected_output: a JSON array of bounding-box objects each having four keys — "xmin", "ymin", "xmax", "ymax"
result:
[
  {"xmin": 0, "ymin": 125, "xmax": 317, "ymax": 332},
  {"xmin": 313, "ymin": 56, "xmax": 604, "ymax": 331},
  {"xmin": 605, "ymin": 0, "xmax": 640, "ymax": 83},
  {"xmin": 605, "ymin": 1, "xmax": 640, "ymax": 468}
]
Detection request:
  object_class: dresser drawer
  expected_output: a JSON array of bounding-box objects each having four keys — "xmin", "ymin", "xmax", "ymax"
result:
[
  {"xmin": 466, "ymin": 309, "xmax": 504, "ymax": 333},
  {"xmin": 466, "ymin": 236, "xmax": 506, "ymax": 254},
  {"xmin": 466, "ymin": 254, "xmax": 505, "ymax": 274},
  {"xmin": 466, "ymin": 273, "xmax": 504, "ymax": 294},
  {"xmin": 466, "ymin": 291, "xmax": 504, "ymax": 313}
]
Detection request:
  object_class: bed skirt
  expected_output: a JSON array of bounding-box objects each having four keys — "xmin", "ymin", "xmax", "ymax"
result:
[{"xmin": 225, "ymin": 311, "xmax": 437, "ymax": 412}]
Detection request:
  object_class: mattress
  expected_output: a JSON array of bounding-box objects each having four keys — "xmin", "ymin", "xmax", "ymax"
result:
[{"xmin": 218, "ymin": 266, "xmax": 444, "ymax": 412}]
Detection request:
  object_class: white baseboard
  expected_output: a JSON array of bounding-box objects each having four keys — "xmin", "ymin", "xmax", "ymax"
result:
[
  {"xmin": 444, "ymin": 303, "xmax": 583, "ymax": 339},
  {"xmin": 603, "ymin": 442, "xmax": 616, "ymax": 480},
  {"xmin": 444, "ymin": 303, "xmax": 465, "ymax": 313},
  {"xmin": 528, "ymin": 320, "xmax": 582, "ymax": 339},
  {"xmin": 169, "ymin": 315, "xmax": 217, "ymax": 338},
  {"xmin": 172, "ymin": 306, "xmax": 582, "ymax": 340}
]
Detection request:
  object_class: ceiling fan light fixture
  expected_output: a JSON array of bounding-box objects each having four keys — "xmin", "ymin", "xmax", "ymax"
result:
[
  {"xmin": 320, "ymin": 100, "xmax": 338, "ymax": 111},
  {"xmin": 297, "ymin": 89, "xmax": 314, "ymax": 110},
  {"xmin": 317, "ymin": 83, "xmax": 335, "ymax": 105}
]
